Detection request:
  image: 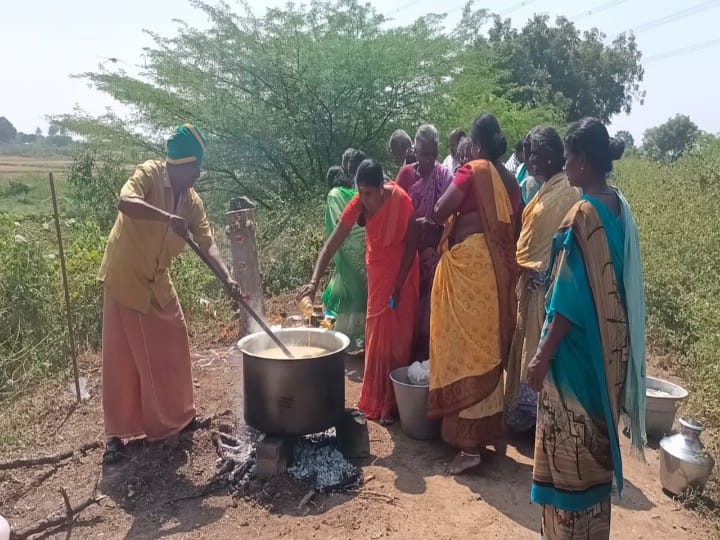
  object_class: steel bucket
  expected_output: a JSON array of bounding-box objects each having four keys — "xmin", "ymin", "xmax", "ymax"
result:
[
  {"xmin": 390, "ymin": 366, "xmax": 440, "ymax": 440},
  {"xmin": 646, "ymin": 376, "xmax": 689, "ymax": 438}
]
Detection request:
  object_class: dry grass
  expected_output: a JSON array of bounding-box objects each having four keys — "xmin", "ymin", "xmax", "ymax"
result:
[{"xmin": 0, "ymin": 156, "xmax": 72, "ymax": 177}]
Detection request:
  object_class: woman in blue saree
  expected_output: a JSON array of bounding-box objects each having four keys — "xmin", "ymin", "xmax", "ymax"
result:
[{"xmin": 526, "ymin": 118, "xmax": 647, "ymax": 540}]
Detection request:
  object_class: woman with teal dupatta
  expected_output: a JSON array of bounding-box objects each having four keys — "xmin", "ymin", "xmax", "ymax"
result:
[
  {"xmin": 322, "ymin": 162, "xmax": 367, "ymax": 348},
  {"xmin": 526, "ymin": 118, "xmax": 646, "ymax": 540}
]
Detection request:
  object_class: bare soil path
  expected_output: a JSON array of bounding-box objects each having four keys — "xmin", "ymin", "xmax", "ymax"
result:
[{"xmin": 0, "ymin": 345, "xmax": 711, "ymax": 539}]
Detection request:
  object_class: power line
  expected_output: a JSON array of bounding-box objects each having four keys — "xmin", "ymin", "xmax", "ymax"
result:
[
  {"xmin": 571, "ymin": 0, "xmax": 632, "ymax": 20},
  {"xmin": 388, "ymin": 0, "xmax": 537, "ymax": 22},
  {"xmin": 387, "ymin": 0, "xmax": 420, "ymax": 15},
  {"xmin": 645, "ymin": 36, "xmax": 720, "ymax": 63},
  {"xmin": 498, "ymin": 0, "xmax": 537, "ymax": 16},
  {"xmin": 445, "ymin": 2, "xmax": 472, "ymax": 17},
  {"xmin": 383, "ymin": 0, "xmax": 719, "ymax": 66},
  {"xmin": 631, "ymin": 0, "xmax": 720, "ymax": 34}
]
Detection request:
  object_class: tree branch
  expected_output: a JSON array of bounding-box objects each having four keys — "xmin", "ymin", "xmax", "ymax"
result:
[{"xmin": 0, "ymin": 441, "xmax": 103, "ymax": 471}]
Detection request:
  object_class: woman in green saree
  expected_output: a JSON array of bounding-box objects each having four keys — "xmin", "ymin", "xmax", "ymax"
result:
[
  {"xmin": 322, "ymin": 162, "xmax": 367, "ymax": 348},
  {"xmin": 526, "ymin": 118, "xmax": 646, "ymax": 540}
]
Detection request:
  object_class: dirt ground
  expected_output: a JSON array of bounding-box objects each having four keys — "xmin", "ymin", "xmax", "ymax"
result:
[{"xmin": 0, "ymin": 342, "xmax": 713, "ymax": 539}]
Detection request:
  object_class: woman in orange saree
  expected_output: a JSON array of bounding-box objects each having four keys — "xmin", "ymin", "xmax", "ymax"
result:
[
  {"xmin": 428, "ymin": 113, "xmax": 520, "ymax": 474},
  {"xmin": 300, "ymin": 159, "xmax": 419, "ymax": 425}
]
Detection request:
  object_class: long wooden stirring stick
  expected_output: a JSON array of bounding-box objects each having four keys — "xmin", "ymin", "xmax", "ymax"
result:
[{"xmin": 183, "ymin": 233, "xmax": 295, "ymax": 358}]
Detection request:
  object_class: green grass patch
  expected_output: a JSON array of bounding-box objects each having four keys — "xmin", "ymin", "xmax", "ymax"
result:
[{"xmin": 0, "ymin": 172, "xmax": 70, "ymax": 216}]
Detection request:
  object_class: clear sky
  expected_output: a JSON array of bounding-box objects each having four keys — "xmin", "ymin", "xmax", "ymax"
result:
[{"xmin": 2, "ymin": 0, "xmax": 718, "ymax": 143}]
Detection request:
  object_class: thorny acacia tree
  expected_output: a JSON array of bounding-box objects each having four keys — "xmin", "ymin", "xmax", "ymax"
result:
[{"xmin": 57, "ymin": 1, "xmax": 455, "ymax": 208}]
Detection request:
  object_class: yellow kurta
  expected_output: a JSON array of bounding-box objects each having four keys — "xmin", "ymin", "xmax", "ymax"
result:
[
  {"xmin": 100, "ymin": 159, "xmax": 213, "ymax": 441},
  {"xmin": 98, "ymin": 159, "xmax": 213, "ymax": 313}
]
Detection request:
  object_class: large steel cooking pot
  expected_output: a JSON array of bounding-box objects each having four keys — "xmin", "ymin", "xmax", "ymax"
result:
[{"xmin": 237, "ymin": 328, "xmax": 350, "ymax": 435}]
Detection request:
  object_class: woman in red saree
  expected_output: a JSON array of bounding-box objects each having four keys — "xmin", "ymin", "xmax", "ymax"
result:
[{"xmin": 300, "ymin": 159, "xmax": 419, "ymax": 425}]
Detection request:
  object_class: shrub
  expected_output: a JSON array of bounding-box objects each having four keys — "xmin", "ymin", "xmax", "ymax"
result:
[
  {"xmin": 256, "ymin": 195, "xmax": 326, "ymax": 296},
  {"xmin": 66, "ymin": 150, "xmax": 130, "ymax": 231},
  {"xmin": 616, "ymin": 151, "xmax": 720, "ymax": 425},
  {"xmin": 0, "ymin": 215, "xmax": 106, "ymax": 395}
]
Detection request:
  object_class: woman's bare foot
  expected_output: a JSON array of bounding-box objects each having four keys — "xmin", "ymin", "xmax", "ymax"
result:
[
  {"xmin": 379, "ymin": 414, "xmax": 395, "ymax": 426},
  {"xmin": 448, "ymin": 450, "xmax": 483, "ymax": 475}
]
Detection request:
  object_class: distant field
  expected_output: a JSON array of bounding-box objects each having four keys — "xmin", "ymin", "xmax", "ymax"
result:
[
  {"xmin": 0, "ymin": 155, "xmax": 73, "ymax": 176},
  {"xmin": 0, "ymin": 156, "xmax": 71, "ymax": 215}
]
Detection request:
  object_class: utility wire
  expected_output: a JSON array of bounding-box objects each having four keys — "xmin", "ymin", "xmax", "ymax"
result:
[
  {"xmin": 631, "ymin": 0, "xmax": 720, "ymax": 34},
  {"xmin": 387, "ymin": 0, "xmax": 536, "ymax": 21},
  {"xmin": 571, "ymin": 0, "xmax": 632, "ymax": 20},
  {"xmin": 498, "ymin": 0, "xmax": 538, "ymax": 16},
  {"xmin": 387, "ymin": 0, "xmax": 423, "ymax": 15},
  {"xmin": 385, "ymin": 0, "xmax": 720, "ymax": 65},
  {"xmin": 645, "ymin": 36, "xmax": 720, "ymax": 63}
]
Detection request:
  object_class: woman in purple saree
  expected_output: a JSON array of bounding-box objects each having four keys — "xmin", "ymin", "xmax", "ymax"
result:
[{"xmin": 396, "ymin": 124, "xmax": 453, "ymax": 361}]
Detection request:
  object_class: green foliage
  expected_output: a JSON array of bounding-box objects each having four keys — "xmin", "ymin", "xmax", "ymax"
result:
[
  {"xmin": 171, "ymin": 247, "xmax": 230, "ymax": 332},
  {"xmin": 256, "ymin": 196, "xmax": 326, "ymax": 296},
  {"xmin": 642, "ymin": 114, "xmax": 700, "ymax": 163},
  {"xmin": 67, "ymin": 150, "xmax": 131, "ymax": 230},
  {"xmin": 54, "ymin": 1, "xmax": 647, "ymax": 200},
  {"xmin": 0, "ymin": 209, "xmax": 237, "ymax": 395},
  {"xmin": 474, "ymin": 13, "xmax": 644, "ymax": 122},
  {"xmin": 615, "ymin": 150, "xmax": 720, "ymax": 425},
  {"xmin": 0, "ymin": 215, "xmax": 105, "ymax": 396},
  {"xmin": 0, "ymin": 173, "xmax": 71, "ymax": 216},
  {"xmin": 56, "ymin": 0, "xmax": 456, "ymax": 208},
  {"xmin": 429, "ymin": 47, "xmax": 564, "ymax": 150},
  {"xmin": 614, "ymin": 130, "xmax": 635, "ymax": 149},
  {"xmin": 2, "ymin": 180, "xmax": 34, "ymax": 199},
  {"xmin": 0, "ymin": 117, "xmax": 17, "ymax": 143}
]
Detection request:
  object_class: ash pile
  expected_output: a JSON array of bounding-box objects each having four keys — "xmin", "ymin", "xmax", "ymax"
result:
[
  {"xmin": 213, "ymin": 409, "xmax": 368, "ymax": 494},
  {"xmin": 287, "ymin": 432, "xmax": 362, "ymax": 491}
]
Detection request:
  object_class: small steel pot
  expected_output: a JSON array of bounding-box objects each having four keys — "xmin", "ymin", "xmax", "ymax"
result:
[
  {"xmin": 659, "ymin": 417, "xmax": 715, "ymax": 495},
  {"xmin": 237, "ymin": 328, "xmax": 350, "ymax": 435}
]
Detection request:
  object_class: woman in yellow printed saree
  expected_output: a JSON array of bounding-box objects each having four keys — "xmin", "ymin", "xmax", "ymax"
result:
[
  {"xmin": 428, "ymin": 114, "xmax": 520, "ymax": 475},
  {"xmin": 504, "ymin": 127, "xmax": 579, "ymax": 434},
  {"xmin": 526, "ymin": 118, "xmax": 646, "ymax": 540}
]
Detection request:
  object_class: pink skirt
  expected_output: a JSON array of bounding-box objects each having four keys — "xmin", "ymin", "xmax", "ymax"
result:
[{"xmin": 102, "ymin": 289, "xmax": 195, "ymax": 441}]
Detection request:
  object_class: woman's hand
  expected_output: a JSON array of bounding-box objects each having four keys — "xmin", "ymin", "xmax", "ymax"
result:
[
  {"xmin": 417, "ymin": 217, "xmax": 443, "ymax": 250},
  {"xmin": 526, "ymin": 353, "xmax": 551, "ymax": 392},
  {"xmin": 297, "ymin": 282, "xmax": 318, "ymax": 303},
  {"xmin": 389, "ymin": 284, "xmax": 401, "ymax": 309}
]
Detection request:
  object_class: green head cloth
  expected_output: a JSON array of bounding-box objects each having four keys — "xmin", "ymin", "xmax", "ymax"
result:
[{"xmin": 166, "ymin": 123, "xmax": 206, "ymax": 165}]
